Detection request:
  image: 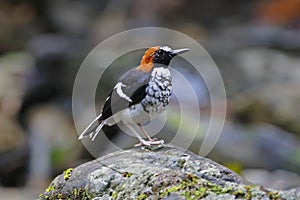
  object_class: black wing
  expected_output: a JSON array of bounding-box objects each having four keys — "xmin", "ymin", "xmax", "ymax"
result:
[{"xmin": 100, "ymin": 68, "xmax": 151, "ymax": 120}]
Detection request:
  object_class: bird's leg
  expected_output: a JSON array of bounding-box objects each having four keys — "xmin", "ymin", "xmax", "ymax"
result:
[
  {"xmin": 126, "ymin": 125, "xmax": 164, "ymax": 146},
  {"xmin": 126, "ymin": 124, "xmax": 146, "ymax": 144},
  {"xmin": 136, "ymin": 124, "xmax": 164, "ymax": 145},
  {"xmin": 137, "ymin": 124, "xmax": 157, "ymax": 141}
]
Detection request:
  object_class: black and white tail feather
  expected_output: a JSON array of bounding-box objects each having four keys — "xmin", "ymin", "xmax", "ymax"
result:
[
  {"xmin": 78, "ymin": 114, "xmax": 106, "ymax": 141},
  {"xmin": 77, "ymin": 68, "xmax": 151, "ymax": 142}
]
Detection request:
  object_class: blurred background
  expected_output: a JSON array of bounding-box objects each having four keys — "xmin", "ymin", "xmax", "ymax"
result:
[{"xmin": 0, "ymin": 0, "xmax": 300, "ymax": 199}]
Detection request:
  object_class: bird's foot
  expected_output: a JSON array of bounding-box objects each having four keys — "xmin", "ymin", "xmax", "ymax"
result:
[
  {"xmin": 134, "ymin": 139, "xmax": 164, "ymax": 147},
  {"xmin": 148, "ymin": 137, "xmax": 158, "ymax": 141}
]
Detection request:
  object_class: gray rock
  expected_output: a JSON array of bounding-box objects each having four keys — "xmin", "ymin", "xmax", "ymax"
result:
[
  {"xmin": 281, "ymin": 187, "xmax": 300, "ymax": 200},
  {"xmin": 38, "ymin": 144, "xmax": 299, "ymax": 199}
]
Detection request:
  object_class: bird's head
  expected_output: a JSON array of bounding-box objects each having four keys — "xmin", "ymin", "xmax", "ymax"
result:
[{"xmin": 137, "ymin": 46, "xmax": 189, "ymax": 72}]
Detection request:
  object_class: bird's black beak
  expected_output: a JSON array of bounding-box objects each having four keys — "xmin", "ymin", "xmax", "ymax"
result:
[{"xmin": 171, "ymin": 48, "xmax": 190, "ymax": 56}]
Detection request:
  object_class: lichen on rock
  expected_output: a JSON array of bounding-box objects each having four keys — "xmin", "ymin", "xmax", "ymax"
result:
[{"xmin": 38, "ymin": 144, "xmax": 300, "ymax": 200}]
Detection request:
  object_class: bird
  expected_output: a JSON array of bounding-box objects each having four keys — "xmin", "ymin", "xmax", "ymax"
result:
[{"xmin": 78, "ymin": 46, "xmax": 189, "ymax": 146}]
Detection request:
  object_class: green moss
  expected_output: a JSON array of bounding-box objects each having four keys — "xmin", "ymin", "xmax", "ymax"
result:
[
  {"xmin": 244, "ymin": 185, "xmax": 252, "ymax": 200},
  {"xmin": 82, "ymin": 188, "xmax": 91, "ymax": 200},
  {"xmin": 71, "ymin": 188, "xmax": 79, "ymax": 199},
  {"xmin": 268, "ymin": 191, "xmax": 281, "ymax": 200},
  {"xmin": 45, "ymin": 183, "xmax": 55, "ymax": 193},
  {"xmin": 221, "ymin": 187, "xmax": 234, "ymax": 194},
  {"xmin": 177, "ymin": 159, "xmax": 186, "ymax": 168},
  {"xmin": 194, "ymin": 187, "xmax": 207, "ymax": 198},
  {"xmin": 112, "ymin": 191, "xmax": 118, "ymax": 199},
  {"xmin": 181, "ymin": 190, "xmax": 191, "ymax": 199},
  {"xmin": 232, "ymin": 189, "xmax": 245, "ymax": 198},
  {"xmin": 208, "ymin": 184, "xmax": 223, "ymax": 193},
  {"xmin": 63, "ymin": 168, "xmax": 73, "ymax": 181},
  {"xmin": 157, "ymin": 174, "xmax": 201, "ymax": 199},
  {"xmin": 154, "ymin": 173, "xmax": 243, "ymax": 200},
  {"xmin": 137, "ymin": 193, "xmax": 148, "ymax": 200},
  {"xmin": 40, "ymin": 181, "xmax": 91, "ymax": 200},
  {"xmin": 122, "ymin": 172, "xmax": 132, "ymax": 178},
  {"xmin": 182, "ymin": 187, "xmax": 208, "ymax": 200},
  {"xmin": 72, "ymin": 188, "xmax": 78, "ymax": 197},
  {"xmin": 57, "ymin": 193, "xmax": 63, "ymax": 199},
  {"xmin": 166, "ymin": 184, "xmax": 182, "ymax": 193},
  {"xmin": 205, "ymin": 182, "xmax": 233, "ymax": 195}
]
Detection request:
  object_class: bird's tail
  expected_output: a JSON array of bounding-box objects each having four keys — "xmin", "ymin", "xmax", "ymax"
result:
[{"xmin": 78, "ymin": 114, "xmax": 106, "ymax": 141}]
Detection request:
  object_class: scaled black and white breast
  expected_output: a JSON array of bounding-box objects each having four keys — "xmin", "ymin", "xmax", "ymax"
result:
[{"xmin": 142, "ymin": 67, "xmax": 172, "ymax": 114}]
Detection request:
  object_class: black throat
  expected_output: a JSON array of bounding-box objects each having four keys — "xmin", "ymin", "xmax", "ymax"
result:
[{"xmin": 153, "ymin": 54, "xmax": 173, "ymax": 66}]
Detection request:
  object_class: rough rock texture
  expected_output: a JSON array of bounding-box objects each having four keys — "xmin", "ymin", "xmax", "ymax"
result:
[{"xmin": 39, "ymin": 144, "xmax": 300, "ymax": 200}]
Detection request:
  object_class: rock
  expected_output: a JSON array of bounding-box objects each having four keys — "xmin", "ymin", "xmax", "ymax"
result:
[
  {"xmin": 281, "ymin": 187, "xmax": 300, "ymax": 200},
  {"xmin": 38, "ymin": 144, "xmax": 299, "ymax": 200}
]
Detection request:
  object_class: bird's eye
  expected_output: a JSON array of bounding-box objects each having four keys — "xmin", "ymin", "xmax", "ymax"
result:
[{"xmin": 157, "ymin": 50, "xmax": 163, "ymax": 56}]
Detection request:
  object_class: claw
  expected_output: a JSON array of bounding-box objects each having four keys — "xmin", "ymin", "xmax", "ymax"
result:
[{"xmin": 134, "ymin": 139, "xmax": 164, "ymax": 147}]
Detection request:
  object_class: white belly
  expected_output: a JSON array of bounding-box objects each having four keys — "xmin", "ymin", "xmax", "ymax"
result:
[{"xmin": 105, "ymin": 103, "xmax": 164, "ymax": 126}]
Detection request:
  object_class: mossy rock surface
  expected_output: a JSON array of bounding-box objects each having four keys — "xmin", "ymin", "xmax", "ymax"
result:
[{"xmin": 39, "ymin": 144, "xmax": 300, "ymax": 200}]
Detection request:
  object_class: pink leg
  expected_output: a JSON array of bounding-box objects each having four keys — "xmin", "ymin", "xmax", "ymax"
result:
[
  {"xmin": 137, "ymin": 124, "xmax": 156, "ymax": 141},
  {"xmin": 126, "ymin": 124, "xmax": 164, "ymax": 146}
]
